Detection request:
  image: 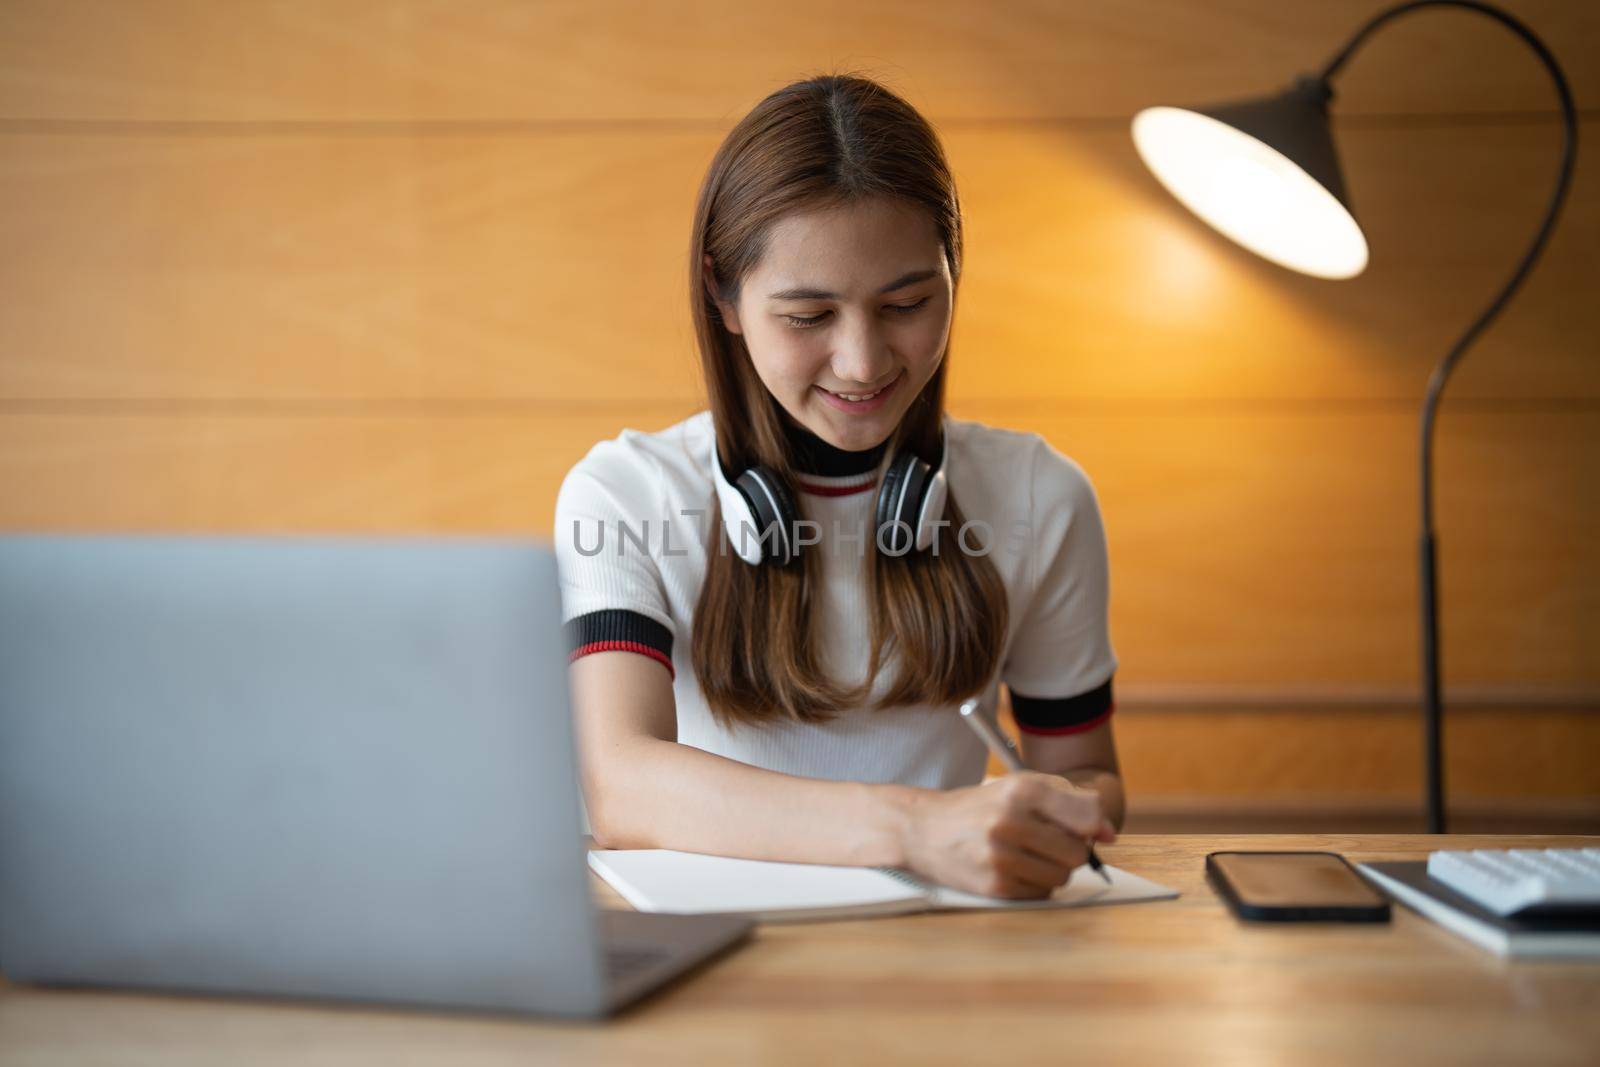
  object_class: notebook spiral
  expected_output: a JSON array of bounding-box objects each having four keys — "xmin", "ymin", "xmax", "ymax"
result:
[{"xmin": 873, "ymin": 867, "xmax": 933, "ymax": 891}]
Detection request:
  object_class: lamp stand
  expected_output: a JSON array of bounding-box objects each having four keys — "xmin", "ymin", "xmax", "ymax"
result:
[{"xmin": 1317, "ymin": 0, "xmax": 1577, "ymax": 832}]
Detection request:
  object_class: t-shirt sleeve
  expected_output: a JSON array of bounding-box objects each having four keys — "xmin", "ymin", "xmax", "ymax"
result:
[
  {"xmin": 1001, "ymin": 436, "xmax": 1118, "ymax": 735},
  {"xmin": 553, "ymin": 441, "xmax": 677, "ymax": 680}
]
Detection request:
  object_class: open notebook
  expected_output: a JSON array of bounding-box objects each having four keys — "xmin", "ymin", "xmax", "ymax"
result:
[{"xmin": 588, "ymin": 849, "xmax": 1180, "ymax": 922}]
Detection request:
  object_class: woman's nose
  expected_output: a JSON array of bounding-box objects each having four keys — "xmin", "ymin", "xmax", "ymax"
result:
[{"xmin": 829, "ymin": 317, "xmax": 896, "ymax": 386}]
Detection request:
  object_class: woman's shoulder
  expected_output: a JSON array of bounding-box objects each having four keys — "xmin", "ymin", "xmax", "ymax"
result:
[
  {"xmin": 557, "ymin": 410, "xmax": 714, "ymax": 512},
  {"xmin": 944, "ymin": 414, "xmax": 1096, "ymax": 511}
]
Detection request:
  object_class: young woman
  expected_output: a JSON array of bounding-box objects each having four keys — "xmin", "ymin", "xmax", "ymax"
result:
[{"xmin": 556, "ymin": 74, "xmax": 1122, "ymax": 900}]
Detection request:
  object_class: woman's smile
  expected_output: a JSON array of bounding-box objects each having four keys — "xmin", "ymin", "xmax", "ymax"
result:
[{"xmin": 814, "ymin": 370, "xmax": 903, "ymax": 413}]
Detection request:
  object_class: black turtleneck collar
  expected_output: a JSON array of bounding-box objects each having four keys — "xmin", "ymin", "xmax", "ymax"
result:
[{"xmin": 778, "ymin": 412, "xmax": 888, "ymax": 477}]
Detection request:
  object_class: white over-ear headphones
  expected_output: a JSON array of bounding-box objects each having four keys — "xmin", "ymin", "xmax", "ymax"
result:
[{"xmin": 709, "ymin": 422, "xmax": 949, "ymax": 567}]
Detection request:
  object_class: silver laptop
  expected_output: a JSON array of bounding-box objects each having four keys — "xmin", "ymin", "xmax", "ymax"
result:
[{"xmin": 0, "ymin": 534, "xmax": 751, "ymax": 1019}]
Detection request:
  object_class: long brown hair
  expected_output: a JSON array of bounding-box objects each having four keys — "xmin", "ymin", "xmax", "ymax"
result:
[{"xmin": 689, "ymin": 72, "xmax": 1009, "ymax": 729}]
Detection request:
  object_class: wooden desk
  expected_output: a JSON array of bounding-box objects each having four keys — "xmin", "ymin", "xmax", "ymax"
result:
[{"xmin": 2, "ymin": 835, "xmax": 1597, "ymax": 1066}]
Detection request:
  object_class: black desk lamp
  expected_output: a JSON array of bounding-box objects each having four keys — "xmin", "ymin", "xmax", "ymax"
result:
[{"xmin": 1129, "ymin": 0, "xmax": 1577, "ymax": 832}]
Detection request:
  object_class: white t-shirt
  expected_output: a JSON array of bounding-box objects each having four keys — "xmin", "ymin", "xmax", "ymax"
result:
[{"xmin": 554, "ymin": 409, "xmax": 1117, "ymax": 804}]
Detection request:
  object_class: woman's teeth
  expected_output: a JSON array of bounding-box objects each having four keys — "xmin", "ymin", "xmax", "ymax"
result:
[{"xmin": 829, "ymin": 385, "xmax": 884, "ymax": 401}]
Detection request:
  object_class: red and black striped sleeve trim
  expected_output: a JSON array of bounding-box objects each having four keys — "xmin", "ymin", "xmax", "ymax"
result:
[
  {"xmin": 565, "ymin": 608, "xmax": 675, "ymax": 681},
  {"xmin": 1008, "ymin": 677, "xmax": 1115, "ymax": 736}
]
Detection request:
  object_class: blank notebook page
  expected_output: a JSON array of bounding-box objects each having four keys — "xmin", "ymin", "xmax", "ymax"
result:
[
  {"xmin": 913, "ymin": 863, "xmax": 1180, "ymax": 910},
  {"xmin": 588, "ymin": 850, "xmax": 925, "ymax": 915}
]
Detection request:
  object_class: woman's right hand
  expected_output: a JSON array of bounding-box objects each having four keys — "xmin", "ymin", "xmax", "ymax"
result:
[{"xmin": 898, "ymin": 773, "xmax": 1117, "ymax": 899}]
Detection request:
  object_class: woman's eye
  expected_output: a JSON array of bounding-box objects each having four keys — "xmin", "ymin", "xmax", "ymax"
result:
[{"xmin": 782, "ymin": 296, "xmax": 930, "ymax": 329}]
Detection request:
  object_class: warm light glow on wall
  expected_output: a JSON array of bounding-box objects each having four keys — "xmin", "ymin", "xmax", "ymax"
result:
[{"xmin": 1131, "ymin": 106, "xmax": 1369, "ymax": 280}]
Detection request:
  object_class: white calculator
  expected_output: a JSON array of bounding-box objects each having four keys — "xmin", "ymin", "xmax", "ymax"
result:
[{"xmin": 1426, "ymin": 848, "xmax": 1600, "ymax": 917}]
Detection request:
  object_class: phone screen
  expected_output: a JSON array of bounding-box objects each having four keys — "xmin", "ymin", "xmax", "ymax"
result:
[{"xmin": 1210, "ymin": 852, "xmax": 1387, "ymax": 908}]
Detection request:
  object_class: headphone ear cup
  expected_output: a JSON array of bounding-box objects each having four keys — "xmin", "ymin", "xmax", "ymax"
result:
[
  {"xmin": 764, "ymin": 468, "xmax": 799, "ymax": 530},
  {"xmin": 874, "ymin": 456, "xmax": 907, "ymax": 553},
  {"xmin": 876, "ymin": 453, "xmax": 932, "ymax": 557},
  {"xmin": 736, "ymin": 465, "xmax": 800, "ymax": 566},
  {"xmin": 915, "ymin": 468, "xmax": 948, "ymax": 552},
  {"xmin": 896, "ymin": 461, "xmax": 931, "ymax": 553}
]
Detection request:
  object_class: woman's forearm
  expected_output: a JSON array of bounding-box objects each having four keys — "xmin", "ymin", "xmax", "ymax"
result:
[{"xmin": 584, "ymin": 736, "xmax": 926, "ymax": 868}]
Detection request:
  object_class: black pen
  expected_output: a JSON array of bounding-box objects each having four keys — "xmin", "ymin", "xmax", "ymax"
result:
[{"xmin": 957, "ymin": 698, "xmax": 1112, "ymax": 885}]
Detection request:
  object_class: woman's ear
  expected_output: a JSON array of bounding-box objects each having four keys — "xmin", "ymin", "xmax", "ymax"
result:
[{"xmin": 702, "ymin": 253, "xmax": 743, "ymax": 335}]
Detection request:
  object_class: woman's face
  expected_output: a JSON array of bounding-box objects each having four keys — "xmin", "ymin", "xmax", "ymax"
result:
[{"xmin": 704, "ymin": 197, "xmax": 953, "ymax": 453}]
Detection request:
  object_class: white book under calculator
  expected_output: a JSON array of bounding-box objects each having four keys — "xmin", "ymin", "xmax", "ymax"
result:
[{"xmin": 588, "ymin": 849, "xmax": 1180, "ymax": 923}]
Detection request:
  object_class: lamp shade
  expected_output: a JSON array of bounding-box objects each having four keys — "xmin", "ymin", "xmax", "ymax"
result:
[{"xmin": 1132, "ymin": 77, "xmax": 1369, "ymax": 279}]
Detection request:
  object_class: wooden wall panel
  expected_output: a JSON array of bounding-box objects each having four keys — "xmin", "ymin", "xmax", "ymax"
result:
[
  {"xmin": 1, "ymin": 0, "xmax": 1595, "ymax": 121},
  {"xmin": 3, "ymin": 124, "xmax": 1596, "ymax": 402},
  {"xmin": 0, "ymin": 409, "xmax": 657, "ymax": 534},
  {"xmin": 0, "ymin": 132, "xmax": 707, "ymax": 402},
  {"xmin": 1092, "ymin": 706, "xmax": 1600, "ymax": 801}
]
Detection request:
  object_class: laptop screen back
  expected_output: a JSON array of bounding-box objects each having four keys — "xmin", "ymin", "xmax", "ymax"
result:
[{"xmin": 0, "ymin": 535, "xmax": 606, "ymax": 1016}]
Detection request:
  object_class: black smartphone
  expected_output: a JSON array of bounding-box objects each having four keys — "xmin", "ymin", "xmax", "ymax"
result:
[{"xmin": 1206, "ymin": 851, "xmax": 1392, "ymax": 922}]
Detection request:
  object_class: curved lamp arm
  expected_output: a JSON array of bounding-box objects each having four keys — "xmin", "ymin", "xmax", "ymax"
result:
[{"xmin": 1322, "ymin": 0, "xmax": 1577, "ymax": 832}]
